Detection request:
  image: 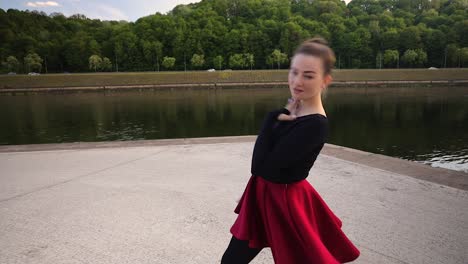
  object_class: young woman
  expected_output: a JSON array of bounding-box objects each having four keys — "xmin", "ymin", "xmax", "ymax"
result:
[{"xmin": 221, "ymin": 38, "xmax": 361, "ymax": 264}]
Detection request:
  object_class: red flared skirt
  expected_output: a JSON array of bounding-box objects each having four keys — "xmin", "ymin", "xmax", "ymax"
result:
[{"xmin": 230, "ymin": 175, "xmax": 360, "ymax": 264}]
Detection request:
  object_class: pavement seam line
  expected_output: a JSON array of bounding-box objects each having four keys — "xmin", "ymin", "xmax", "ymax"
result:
[
  {"xmin": 320, "ymin": 154, "xmax": 457, "ymax": 189},
  {"xmin": 321, "ymin": 154, "xmax": 410, "ymax": 178},
  {"xmin": 354, "ymin": 243, "xmax": 412, "ymax": 264},
  {"xmin": 324, "ymin": 153, "xmax": 467, "ymax": 191},
  {"xmin": 0, "ymin": 148, "xmax": 169, "ymax": 203}
]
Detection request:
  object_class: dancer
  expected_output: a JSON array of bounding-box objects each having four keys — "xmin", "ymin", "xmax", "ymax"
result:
[{"xmin": 221, "ymin": 37, "xmax": 360, "ymax": 264}]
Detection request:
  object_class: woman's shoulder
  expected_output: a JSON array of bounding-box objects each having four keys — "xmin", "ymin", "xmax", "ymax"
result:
[
  {"xmin": 266, "ymin": 108, "xmax": 328, "ymax": 128},
  {"xmin": 297, "ymin": 113, "xmax": 327, "ymax": 120},
  {"xmin": 295, "ymin": 114, "xmax": 329, "ymax": 133},
  {"xmin": 296, "ymin": 113, "xmax": 328, "ymax": 124}
]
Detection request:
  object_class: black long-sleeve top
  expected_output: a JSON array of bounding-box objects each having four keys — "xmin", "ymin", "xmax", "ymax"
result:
[{"xmin": 251, "ymin": 108, "xmax": 329, "ymax": 184}]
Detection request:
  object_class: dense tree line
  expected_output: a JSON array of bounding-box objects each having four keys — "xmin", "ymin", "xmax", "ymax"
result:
[{"xmin": 1, "ymin": 0, "xmax": 467, "ymax": 73}]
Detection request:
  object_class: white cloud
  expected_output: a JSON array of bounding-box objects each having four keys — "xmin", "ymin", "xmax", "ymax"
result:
[
  {"xmin": 95, "ymin": 4, "xmax": 129, "ymax": 21},
  {"xmin": 26, "ymin": 1, "xmax": 60, "ymax": 7},
  {"xmin": 41, "ymin": 1, "xmax": 129, "ymax": 21},
  {"xmin": 136, "ymin": 0, "xmax": 200, "ymax": 16}
]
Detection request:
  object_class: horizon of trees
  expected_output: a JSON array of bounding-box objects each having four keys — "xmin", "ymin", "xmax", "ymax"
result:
[{"xmin": 1, "ymin": 0, "xmax": 467, "ymax": 74}]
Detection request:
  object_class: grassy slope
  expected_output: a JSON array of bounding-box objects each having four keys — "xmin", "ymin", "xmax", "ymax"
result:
[{"xmin": 1, "ymin": 69, "xmax": 467, "ymax": 89}]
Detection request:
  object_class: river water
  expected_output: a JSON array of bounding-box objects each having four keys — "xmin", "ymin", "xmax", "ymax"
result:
[{"xmin": 1, "ymin": 86, "xmax": 467, "ymax": 173}]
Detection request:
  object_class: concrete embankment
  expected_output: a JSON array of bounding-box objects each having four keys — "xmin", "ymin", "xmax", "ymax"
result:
[
  {"xmin": 2, "ymin": 80, "xmax": 468, "ymax": 94},
  {"xmin": 0, "ymin": 136, "xmax": 467, "ymax": 263}
]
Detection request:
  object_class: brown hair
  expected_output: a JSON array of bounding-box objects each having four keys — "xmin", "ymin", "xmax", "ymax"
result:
[{"xmin": 293, "ymin": 37, "xmax": 336, "ymax": 76}]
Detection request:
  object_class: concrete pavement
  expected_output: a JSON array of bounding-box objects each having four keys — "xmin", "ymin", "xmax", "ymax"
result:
[{"xmin": 0, "ymin": 137, "xmax": 467, "ymax": 264}]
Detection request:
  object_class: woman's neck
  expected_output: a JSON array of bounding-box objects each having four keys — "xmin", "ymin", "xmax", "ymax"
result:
[{"xmin": 297, "ymin": 95, "xmax": 325, "ymax": 116}]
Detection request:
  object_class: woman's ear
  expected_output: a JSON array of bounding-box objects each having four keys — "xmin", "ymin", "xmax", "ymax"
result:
[{"xmin": 323, "ymin": 74, "xmax": 333, "ymax": 89}]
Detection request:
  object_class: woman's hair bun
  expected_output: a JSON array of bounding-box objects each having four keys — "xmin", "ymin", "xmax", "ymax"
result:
[
  {"xmin": 305, "ymin": 37, "xmax": 329, "ymax": 46},
  {"xmin": 293, "ymin": 36, "xmax": 335, "ymax": 75}
]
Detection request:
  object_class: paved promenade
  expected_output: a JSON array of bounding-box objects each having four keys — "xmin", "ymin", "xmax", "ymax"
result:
[{"xmin": 0, "ymin": 136, "xmax": 467, "ymax": 264}]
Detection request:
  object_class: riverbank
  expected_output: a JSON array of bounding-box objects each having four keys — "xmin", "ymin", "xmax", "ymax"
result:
[
  {"xmin": 1, "ymin": 68, "xmax": 467, "ymax": 94},
  {"xmin": 0, "ymin": 137, "xmax": 466, "ymax": 263}
]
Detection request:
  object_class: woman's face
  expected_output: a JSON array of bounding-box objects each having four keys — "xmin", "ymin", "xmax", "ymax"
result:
[{"xmin": 288, "ymin": 54, "xmax": 331, "ymax": 100}]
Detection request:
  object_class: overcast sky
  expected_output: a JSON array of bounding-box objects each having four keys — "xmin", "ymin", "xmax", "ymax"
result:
[{"xmin": 1, "ymin": 0, "xmax": 352, "ymax": 22}]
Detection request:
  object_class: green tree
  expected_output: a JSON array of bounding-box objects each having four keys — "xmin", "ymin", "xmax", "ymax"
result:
[
  {"xmin": 24, "ymin": 52, "xmax": 43, "ymax": 72},
  {"xmin": 414, "ymin": 49, "xmax": 428, "ymax": 67},
  {"xmin": 162, "ymin": 56, "xmax": 176, "ymax": 70},
  {"xmin": 454, "ymin": 19, "xmax": 468, "ymax": 47},
  {"xmin": 451, "ymin": 47, "xmax": 468, "ymax": 68},
  {"xmin": 142, "ymin": 40, "xmax": 163, "ymax": 71},
  {"xmin": 383, "ymin": 49, "xmax": 399, "ymax": 68},
  {"xmin": 89, "ymin": 55, "xmax": 102, "ymax": 72},
  {"xmin": 6, "ymin": 56, "xmax": 19, "ymax": 72},
  {"xmin": 399, "ymin": 26, "xmax": 421, "ymax": 50},
  {"xmin": 279, "ymin": 21, "xmax": 307, "ymax": 56},
  {"xmin": 245, "ymin": 53, "xmax": 254, "ymax": 70},
  {"xmin": 229, "ymin": 54, "xmax": 246, "ymax": 69},
  {"xmin": 191, "ymin": 54, "xmax": 205, "ymax": 69},
  {"xmin": 1, "ymin": 0, "xmax": 467, "ymax": 72},
  {"xmin": 101, "ymin": 57, "xmax": 112, "ymax": 71},
  {"xmin": 153, "ymin": 41, "xmax": 163, "ymax": 71},
  {"xmin": 461, "ymin": 47, "xmax": 468, "ymax": 68},
  {"xmin": 446, "ymin": 44, "xmax": 459, "ymax": 67},
  {"xmin": 112, "ymin": 27, "xmax": 139, "ymax": 72},
  {"xmin": 382, "ymin": 28, "xmax": 399, "ymax": 50},
  {"xmin": 401, "ymin": 49, "xmax": 418, "ymax": 67},
  {"xmin": 376, "ymin": 52, "xmax": 383, "ymax": 69},
  {"xmin": 114, "ymin": 42, "xmax": 124, "ymax": 72},
  {"xmin": 213, "ymin": 55, "xmax": 223, "ymax": 70},
  {"xmin": 88, "ymin": 39, "xmax": 101, "ymax": 55},
  {"xmin": 267, "ymin": 49, "xmax": 288, "ymax": 69},
  {"xmin": 423, "ymin": 29, "xmax": 446, "ymax": 67},
  {"xmin": 342, "ymin": 27, "xmax": 372, "ymax": 68}
]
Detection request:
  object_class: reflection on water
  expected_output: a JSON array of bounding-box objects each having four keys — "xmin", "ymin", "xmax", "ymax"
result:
[
  {"xmin": 323, "ymin": 86, "xmax": 468, "ymax": 173},
  {"xmin": 0, "ymin": 86, "xmax": 467, "ymax": 173},
  {"xmin": 414, "ymin": 149, "xmax": 468, "ymax": 172}
]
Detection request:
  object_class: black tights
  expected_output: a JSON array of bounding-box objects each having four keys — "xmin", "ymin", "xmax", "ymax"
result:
[{"xmin": 221, "ymin": 236, "xmax": 262, "ymax": 264}]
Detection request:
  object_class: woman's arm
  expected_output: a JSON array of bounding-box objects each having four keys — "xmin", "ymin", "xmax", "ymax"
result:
[
  {"xmin": 259, "ymin": 118, "xmax": 328, "ymax": 176},
  {"xmin": 250, "ymin": 97, "xmax": 306, "ymax": 176},
  {"xmin": 250, "ymin": 108, "xmax": 290, "ymax": 175}
]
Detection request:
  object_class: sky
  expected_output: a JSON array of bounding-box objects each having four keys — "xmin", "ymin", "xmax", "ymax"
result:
[
  {"xmin": 1, "ymin": 0, "xmax": 352, "ymax": 22},
  {"xmin": 0, "ymin": 0, "xmax": 202, "ymax": 21}
]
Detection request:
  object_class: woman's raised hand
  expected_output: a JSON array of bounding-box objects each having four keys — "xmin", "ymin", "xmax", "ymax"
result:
[{"xmin": 278, "ymin": 98, "xmax": 299, "ymax": 121}]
